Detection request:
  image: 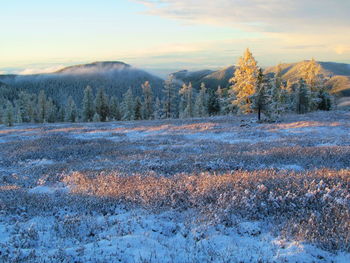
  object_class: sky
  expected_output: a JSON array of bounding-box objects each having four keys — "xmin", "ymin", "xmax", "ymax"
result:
[{"xmin": 0, "ymin": 0, "xmax": 349, "ymax": 76}]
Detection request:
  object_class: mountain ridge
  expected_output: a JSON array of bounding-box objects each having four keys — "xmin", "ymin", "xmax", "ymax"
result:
[{"xmin": 170, "ymin": 61, "xmax": 350, "ymax": 96}]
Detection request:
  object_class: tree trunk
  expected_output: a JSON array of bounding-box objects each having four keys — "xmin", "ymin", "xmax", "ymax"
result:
[{"xmin": 258, "ymin": 107, "xmax": 261, "ymax": 121}]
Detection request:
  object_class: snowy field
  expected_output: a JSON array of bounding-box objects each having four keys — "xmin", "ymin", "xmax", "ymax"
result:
[{"xmin": 0, "ymin": 111, "xmax": 350, "ymax": 262}]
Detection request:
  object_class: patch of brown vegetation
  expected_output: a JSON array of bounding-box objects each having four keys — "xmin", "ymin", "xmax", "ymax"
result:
[{"xmin": 63, "ymin": 169, "xmax": 350, "ymax": 251}]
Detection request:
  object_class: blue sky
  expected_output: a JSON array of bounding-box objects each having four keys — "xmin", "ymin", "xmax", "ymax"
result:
[{"xmin": 1, "ymin": 0, "xmax": 349, "ymax": 76}]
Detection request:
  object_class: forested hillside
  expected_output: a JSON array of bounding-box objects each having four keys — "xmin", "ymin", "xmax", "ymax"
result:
[
  {"xmin": 265, "ymin": 61, "xmax": 350, "ymax": 96},
  {"xmin": 0, "ymin": 61, "xmax": 164, "ymax": 105},
  {"xmin": 0, "ymin": 54, "xmax": 348, "ymax": 126},
  {"xmin": 171, "ymin": 66, "xmax": 235, "ymax": 91},
  {"xmin": 172, "ymin": 62, "xmax": 350, "ymax": 96}
]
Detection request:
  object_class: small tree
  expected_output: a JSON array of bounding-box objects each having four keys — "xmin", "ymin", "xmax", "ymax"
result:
[
  {"xmin": 37, "ymin": 90, "xmax": 47, "ymax": 123},
  {"xmin": 142, "ymin": 81, "xmax": 154, "ymax": 120},
  {"xmin": 65, "ymin": 96, "xmax": 77, "ymax": 122},
  {"xmin": 295, "ymin": 78, "xmax": 310, "ymax": 114},
  {"xmin": 207, "ymin": 88, "xmax": 220, "ymax": 116},
  {"xmin": 4, "ymin": 101, "xmax": 14, "ymax": 127},
  {"xmin": 194, "ymin": 82, "xmax": 208, "ymax": 117},
  {"xmin": 93, "ymin": 113, "xmax": 100, "ymax": 122},
  {"xmin": 95, "ymin": 88, "xmax": 109, "ymax": 122},
  {"xmin": 299, "ymin": 59, "xmax": 323, "ymax": 111},
  {"xmin": 162, "ymin": 76, "xmax": 177, "ymax": 119},
  {"xmin": 47, "ymin": 98, "xmax": 58, "ymax": 123},
  {"xmin": 57, "ymin": 106, "xmax": 65, "ymax": 122},
  {"xmin": 17, "ymin": 91, "xmax": 32, "ymax": 123},
  {"xmin": 109, "ymin": 96, "xmax": 121, "ymax": 121},
  {"xmin": 121, "ymin": 88, "xmax": 135, "ymax": 120},
  {"xmin": 179, "ymin": 83, "xmax": 194, "ymax": 118},
  {"xmin": 216, "ymin": 86, "xmax": 230, "ymax": 115},
  {"xmin": 316, "ymin": 80, "xmax": 333, "ymax": 111},
  {"xmin": 134, "ymin": 96, "xmax": 143, "ymax": 120},
  {"xmin": 82, "ymin": 86, "xmax": 95, "ymax": 122},
  {"xmin": 251, "ymin": 70, "xmax": 271, "ymax": 121},
  {"xmin": 153, "ymin": 97, "xmax": 163, "ymax": 119}
]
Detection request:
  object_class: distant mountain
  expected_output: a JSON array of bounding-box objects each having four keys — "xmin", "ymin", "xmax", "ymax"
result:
[
  {"xmin": 171, "ymin": 66, "xmax": 235, "ymax": 90},
  {"xmin": 56, "ymin": 61, "xmax": 131, "ymax": 74},
  {"xmin": 264, "ymin": 61, "xmax": 350, "ymax": 96},
  {"xmin": 0, "ymin": 61, "xmax": 164, "ymax": 104},
  {"xmin": 172, "ymin": 61, "xmax": 350, "ymax": 98}
]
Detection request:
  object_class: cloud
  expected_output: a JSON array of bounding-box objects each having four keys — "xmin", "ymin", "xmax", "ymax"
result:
[
  {"xmin": 334, "ymin": 45, "xmax": 350, "ymax": 55},
  {"xmin": 134, "ymin": 0, "xmax": 350, "ymax": 59},
  {"xmin": 135, "ymin": 0, "xmax": 349, "ymax": 33},
  {"xmin": 17, "ymin": 65, "xmax": 66, "ymax": 75}
]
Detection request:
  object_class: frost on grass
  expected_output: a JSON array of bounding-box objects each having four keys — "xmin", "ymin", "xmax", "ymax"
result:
[{"xmin": 0, "ymin": 111, "xmax": 350, "ymax": 262}]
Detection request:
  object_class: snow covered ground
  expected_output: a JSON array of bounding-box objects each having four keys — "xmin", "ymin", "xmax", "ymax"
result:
[{"xmin": 0, "ymin": 111, "xmax": 350, "ymax": 262}]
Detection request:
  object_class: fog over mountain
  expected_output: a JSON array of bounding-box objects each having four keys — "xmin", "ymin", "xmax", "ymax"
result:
[{"xmin": 0, "ymin": 61, "xmax": 164, "ymax": 104}]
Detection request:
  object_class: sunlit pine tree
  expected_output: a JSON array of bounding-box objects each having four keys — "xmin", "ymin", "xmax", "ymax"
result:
[{"xmin": 230, "ymin": 48, "xmax": 260, "ymax": 114}]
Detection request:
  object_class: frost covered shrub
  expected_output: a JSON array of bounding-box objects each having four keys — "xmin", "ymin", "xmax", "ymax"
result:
[{"xmin": 64, "ymin": 169, "xmax": 350, "ymax": 252}]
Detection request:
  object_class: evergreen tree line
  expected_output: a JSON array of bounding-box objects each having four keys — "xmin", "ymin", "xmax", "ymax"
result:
[{"xmin": 0, "ymin": 50, "xmax": 334, "ymax": 126}]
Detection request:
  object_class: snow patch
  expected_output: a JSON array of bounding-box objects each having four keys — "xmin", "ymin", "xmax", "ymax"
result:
[
  {"xmin": 28, "ymin": 185, "xmax": 68, "ymax": 195},
  {"xmin": 19, "ymin": 158, "xmax": 55, "ymax": 167}
]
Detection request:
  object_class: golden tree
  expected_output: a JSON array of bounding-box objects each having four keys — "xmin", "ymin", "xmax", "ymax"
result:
[{"xmin": 230, "ymin": 48, "xmax": 260, "ymax": 113}]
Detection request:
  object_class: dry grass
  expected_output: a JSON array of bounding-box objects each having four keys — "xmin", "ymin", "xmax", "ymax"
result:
[
  {"xmin": 63, "ymin": 169, "xmax": 350, "ymax": 252},
  {"xmin": 1, "ymin": 111, "xmax": 350, "ymax": 258}
]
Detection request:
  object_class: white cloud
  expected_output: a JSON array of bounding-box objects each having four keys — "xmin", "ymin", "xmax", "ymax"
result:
[
  {"xmin": 17, "ymin": 65, "xmax": 66, "ymax": 75},
  {"xmin": 334, "ymin": 45, "xmax": 350, "ymax": 55},
  {"xmin": 134, "ymin": 0, "xmax": 350, "ymax": 59},
  {"xmin": 135, "ymin": 0, "xmax": 349, "ymax": 32}
]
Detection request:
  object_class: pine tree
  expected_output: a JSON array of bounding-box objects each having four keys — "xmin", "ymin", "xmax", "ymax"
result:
[
  {"xmin": 65, "ymin": 96, "xmax": 77, "ymax": 122},
  {"xmin": 3, "ymin": 101, "xmax": 14, "ymax": 127},
  {"xmin": 299, "ymin": 59, "xmax": 323, "ymax": 111},
  {"xmin": 279, "ymin": 81, "xmax": 293, "ymax": 112},
  {"xmin": 109, "ymin": 96, "xmax": 121, "ymax": 121},
  {"xmin": 57, "ymin": 106, "xmax": 65, "ymax": 122},
  {"xmin": 179, "ymin": 83, "xmax": 194, "ymax": 118},
  {"xmin": 230, "ymin": 48, "xmax": 259, "ymax": 114},
  {"xmin": 194, "ymin": 83, "xmax": 208, "ymax": 117},
  {"xmin": 207, "ymin": 88, "xmax": 220, "ymax": 116},
  {"xmin": 251, "ymin": 69, "xmax": 270, "ymax": 121},
  {"xmin": 134, "ymin": 96, "xmax": 143, "ymax": 120},
  {"xmin": 216, "ymin": 86, "xmax": 229, "ymax": 115},
  {"xmin": 16, "ymin": 107, "xmax": 23, "ymax": 124},
  {"xmin": 269, "ymin": 76, "xmax": 283, "ymax": 118},
  {"xmin": 0, "ymin": 104, "xmax": 3, "ymax": 124},
  {"xmin": 141, "ymin": 81, "xmax": 154, "ymax": 120},
  {"xmin": 47, "ymin": 98, "xmax": 57, "ymax": 123},
  {"xmin": 17, "ymin": 91, "xmax": 32, "ymax": 123},
  {"xmin": 37, "ymin": 90, "xmax": 47, "ymax": 123},
  {"xmin": 153, "ymin": 97, "xmax": 162, "ymax": 119},
  {"xmin": 162, "ymin": 76, "xmax": 177, "ymax": 119},
  {"xmin": 95, "ymin": 88, "xmax": 109, "ymax": 122},
  {"xmin": 93, "ymin": 113, "xmax": 100, "ymax": 122},
  {"xmin": 316, "ymin": 79, "xmax": 333, "ymax": 111},
  {"xmin": 300, "ymin": 59, "xmax": 321, "ymax": 92},
  {"xmin": 121, "ymin": 88, "xmax": 135, "ymax": 120},
  {"xmin": 27, "ymin": 94, "xmax": 37, "ymax": 123},
  {"xmin": 82, "ymin": 86, "xmax": 95, "ymax": 122},
  {"xmin": 295, "ymin": 78, "xmax": 310, "ymax": 114},
  {"xmin": 275, "ymin": 63, "xmax": 284, "ymax": 90}
]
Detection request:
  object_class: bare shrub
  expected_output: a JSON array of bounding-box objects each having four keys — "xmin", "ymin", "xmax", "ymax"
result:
[{"xmin": 63, "ymin": 169, "xmax": 350, "ymax": 252}]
